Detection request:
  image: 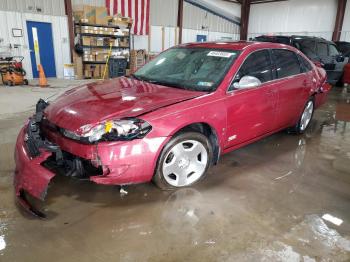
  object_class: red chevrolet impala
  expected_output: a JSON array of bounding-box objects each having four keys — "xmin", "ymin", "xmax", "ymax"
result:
[{"xmin": 14, "ymin": 41, "xmax": 331, "ymax": 215}]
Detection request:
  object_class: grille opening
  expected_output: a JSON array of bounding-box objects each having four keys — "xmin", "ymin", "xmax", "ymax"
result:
[{"xmin": 41, "ymin": 151, "xmax": 103, "ymax": 178}]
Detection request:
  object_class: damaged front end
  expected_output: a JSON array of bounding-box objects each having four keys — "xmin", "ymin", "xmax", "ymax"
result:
[
  {"xmin": 15, "ymin": 96, "xmax": 169, "ymax": 218},
  {"xmin": 14, "ymin": 99, "xmax": 102, "ymax": 218}
]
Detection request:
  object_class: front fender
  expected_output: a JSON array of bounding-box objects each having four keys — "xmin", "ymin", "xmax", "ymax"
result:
[{"xmin": 142, "ymin": 93, "xmax": 227, "ymax": 150}]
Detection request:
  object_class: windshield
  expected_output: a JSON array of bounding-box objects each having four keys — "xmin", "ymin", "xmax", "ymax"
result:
[{"xmin": 133, "ymin": 48, "xmax": 239, "ymax": 91}]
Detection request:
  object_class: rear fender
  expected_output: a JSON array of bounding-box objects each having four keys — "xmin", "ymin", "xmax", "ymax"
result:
[{"xmin": 314, "ymin": 82, "xmax": 332, "ymax": 108}]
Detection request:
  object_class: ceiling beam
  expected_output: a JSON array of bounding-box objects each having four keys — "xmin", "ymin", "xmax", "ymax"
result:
[
  {"xmin": 240, "ymin": 0, "xmax": 250, "ymax": 40},
  {"xmin": 222, "ymin": 0, "xmax": 242, "ymax": 4},
  {"xmin": 250, "ymin": 0, "xmax": 288, "ymax": 4},
  {"xmin": 332, "ymin": 0, "xmax": 347, "ymax": 41},
  {"xmin": 64, "ymin": 0, "xmax": 74, "ymax": 63},
  {"xmin": 177, "ymin": 0, "xmax": 184, "ymax": 44}
]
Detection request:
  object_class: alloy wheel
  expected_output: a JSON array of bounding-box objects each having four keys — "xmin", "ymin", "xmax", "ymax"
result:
[
  {"xmin": 300, "ymin": 100, "xmax": 314, "ymax": 131},
  {"xmin": 162, "ymin": 140, "xmax": 208, "ymax": 187}
]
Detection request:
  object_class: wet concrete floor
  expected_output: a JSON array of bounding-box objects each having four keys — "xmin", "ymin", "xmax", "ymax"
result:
[{"xmin": 0, "ymin": 84, "xmax": 349, "ymax": 261}]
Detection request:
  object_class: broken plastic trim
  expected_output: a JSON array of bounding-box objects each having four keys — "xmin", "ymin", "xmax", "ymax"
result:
[
  {"xmin": 25, "ymin": 99, "xmax": 63, "ymax": 161},
  {"xmin": 18, "ymin": 190, "xmax": 46, "ymax": 218}
]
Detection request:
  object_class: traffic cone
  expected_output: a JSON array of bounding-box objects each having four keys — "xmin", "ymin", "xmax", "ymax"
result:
[{"xmin": 38, "ymin": 64, "xmax": 49, "ymax": 87}]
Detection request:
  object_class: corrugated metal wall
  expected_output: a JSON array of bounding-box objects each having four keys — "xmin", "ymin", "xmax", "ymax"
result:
[
  {"xmin": 248, "ymin": 0, "xmax": 337, "ymax": 40},
  {"xmin": 149, "ymin": 0, "xmax": 239, "ymax": 33},
  {"xmin": 341, "ymin": 1, "xmax": 350, "ymax": 41},
  {"xmin": 183, "ymin": 1, "xmax": 239, "ymax": 34},
  {"xmin": 150, "ymin": 0, "xmax": 178, "ymax": 27},
  {"xmin": 72, "ymin": 0, "xmax": 105, "ymax": 8},
  {"xmin": 0, "ymin": 0, "xmax": 66, "ymax": 16}
]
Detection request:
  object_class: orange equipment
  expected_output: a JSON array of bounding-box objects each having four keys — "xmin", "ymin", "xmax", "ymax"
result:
[{"xmin": 0, "ymin": 56, "xmax": 28, "ymax": 86}]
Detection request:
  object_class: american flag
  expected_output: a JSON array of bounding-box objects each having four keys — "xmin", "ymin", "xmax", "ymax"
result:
[{"xmin": 105, "ymin": 0, "xmax": 150, "ymax": 35}]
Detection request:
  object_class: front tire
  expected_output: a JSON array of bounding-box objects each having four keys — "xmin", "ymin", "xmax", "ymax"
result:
[
  {"xmin": 153, "ymin": 132, "xmax": 213, "ymax": 190},
  {"xmin": 292, "ymin": 98, "xmax": 315, "ymax": 134}
]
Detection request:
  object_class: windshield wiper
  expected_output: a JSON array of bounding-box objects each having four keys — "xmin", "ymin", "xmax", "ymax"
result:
[
  {"xmin": 131, "ymin": 75, "xmax": 195, "ymax": 91},
  {"xmin": 147, "ymin": 79, "xmax": 188, "ymax": 90}
]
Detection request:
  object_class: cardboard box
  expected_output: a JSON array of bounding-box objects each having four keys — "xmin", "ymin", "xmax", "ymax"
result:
[
  {"xmin": 90, "ymin": 38, "xmax": 97, "ymax": 46},
  {"xmin": 119, "ymin": 38, "xmax": 129, "ymax": 47},
  {"xmin": 95, "ymin": 6, "xmax": 108, "ymax": 25},
  {"xmin": 73, "ymin": 52, "xmax": 83, "ymax": 80},
  {"xmin": 96, "ymin": 38, "xmax": 104, "ymax": 46},
  {"xmin": 64, "ymin": 64, "xmax": 75, "ymax": 80},
  {"xmin": 84, "ymin": 69, "xmax": 92, "ymax": 78},
  {"xmin": 96, "ymin": 53, "xmax": 108, "ymax": 61},
  {"xmin": 109, "ymin": 15, "xmax": 132, "ymax": 27},
  {"xmin": 73, "ymin": 11, "xmax": 83, "ymax": 21},
  {"xmin": 130, "ymin": 49, "xmax": 146, "ymax": 73},
  {"xmin": 83, "ymin": 54, "xmax": 94, "ymax": 61},
  {"xmin": 83, "ymin": 6, "xmax": 96, "ymax": 24},
  {"xmin": 73, "ymin": 5, "xmax": 96, "ymax": 24},
  {"xmin": 84, "ymin": 64, "xmax": 101, "ymax": 79},
  {"xmin": 82, "ymin": 36, "xmax": 91, "ymax": 46}
]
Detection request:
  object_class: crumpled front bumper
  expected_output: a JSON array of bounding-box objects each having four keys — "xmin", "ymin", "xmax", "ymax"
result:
[
  {"xmin": 14, "ymin": 126, "xmax": 55, "ymax": 217},
  {"xmin": 14, "ymin": 119, "xmax": 169, "ymax": 217},
  {"xmin": 13, "ymin": 99, "xmax": 170, "ymax": 217}
]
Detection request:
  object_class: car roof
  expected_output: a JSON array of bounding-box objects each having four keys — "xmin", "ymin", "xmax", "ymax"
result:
[
  {"xmin": 177, "ymin": 41, "xmax": 292, "ymax": 51},
  {"xmin": 335, "ymin": 41, "xmax": 350, "ymax": 45},
  {"xmin": 254, "ymin": 34, "xmax": 335, "ymax": 44}
]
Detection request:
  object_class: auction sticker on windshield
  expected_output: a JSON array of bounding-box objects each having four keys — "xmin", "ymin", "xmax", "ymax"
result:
[{"xmin": 207, "ymin": 51, "xmax": 235, "ymax": 58}]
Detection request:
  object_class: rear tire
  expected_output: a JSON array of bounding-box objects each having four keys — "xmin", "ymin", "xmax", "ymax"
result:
[
  {"xmin": 292, "ymin": 98, "xmax": 315, "ymax": 134},
  {"xmin": 153, "ymin": 132, "xmax": 213, "ymax": 190}
]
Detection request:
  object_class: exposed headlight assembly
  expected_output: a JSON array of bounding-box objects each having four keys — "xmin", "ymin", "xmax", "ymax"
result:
[{"xmin": 64, "ymin": 119, "xmax": 152, "ymax": 143}]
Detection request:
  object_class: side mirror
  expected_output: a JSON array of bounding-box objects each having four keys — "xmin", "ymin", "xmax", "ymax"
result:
[
  {"xmin": 336, "ymin": 54, "xmax": 345, "ymax": 62},
  {"xmin": 233, "ymin": 76, "xmax": 261, "ymax": 89}
]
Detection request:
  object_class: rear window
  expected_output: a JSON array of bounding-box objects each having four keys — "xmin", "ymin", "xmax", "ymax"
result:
[
  {"xmin": 294, "ymin": 39, "xmax": 316, "ymax": 59},
  {"xmin": 298, "ymin": 54, "xmax": 313, "ymax": 72},
  {"xmin": 329, "ymin": 45, "xmax": 339, "ymax": 56},
  {"xmin": 273, "ymin": 49, "xmax": 301, "ymax": 78}
]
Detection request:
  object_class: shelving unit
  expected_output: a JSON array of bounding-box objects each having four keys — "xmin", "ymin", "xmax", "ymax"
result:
[
  {"xmin": 80, "ymin": 45, "xmax": 129, "ymax": 49},
  {"xmin": 74, "ymin": 22, "xmax": 131, "ymax": 79}
]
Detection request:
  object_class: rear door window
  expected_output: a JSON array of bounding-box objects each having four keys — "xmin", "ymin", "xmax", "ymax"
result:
[
  {"xmin": 234, "ymin": 50, "xmax": 273, "ymax": 83},
  {"xmin": 298, "ymin": 54, "xmax": 313, "ymax": 72},
  {"xmin": 273, "ymin": 49, "xmax": 302, "ymax": 78},
  {"xmin": 294, "ymin": 39, "xmax": 316, "ymax": 59},
  {"xmin": 317, "ymin": 42, "xmax": 328, "ymax": 56}
]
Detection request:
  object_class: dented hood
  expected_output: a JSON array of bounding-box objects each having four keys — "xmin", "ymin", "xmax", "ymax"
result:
[{"xmin": 44, "ymin": 77, "xmax": 205, "ymax": 131}]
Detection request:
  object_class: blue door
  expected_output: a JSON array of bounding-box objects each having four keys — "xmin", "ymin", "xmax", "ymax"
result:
[{"xmin": 27, "ymin": 21, "xmax": 56, "ymax": 78}]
